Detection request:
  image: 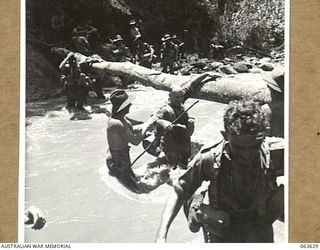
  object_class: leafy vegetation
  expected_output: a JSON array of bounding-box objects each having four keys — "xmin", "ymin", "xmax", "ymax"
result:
[{"xmin": 217, "ymin": 0, "xmax": 285, "ymax": 50}]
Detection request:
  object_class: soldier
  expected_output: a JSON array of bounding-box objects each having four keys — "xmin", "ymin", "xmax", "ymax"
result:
[
  {"xmin": 59, "ymin": 53, "xmax": 92, "ymax": 112},
  {"xmin": 160, "ymin": 34, "xmax": 178, "ymax": 74},
  {"xmin": 129, "ymin": 20, "xmax": 142, "ymax": 42},
  {"xmin": 155, "ymin": 99, "xmax": 284, "ymax": 243},
  {"xmin": 111, "ymin": 35, "xmax": 135, "ymax": 87},
  {"xmin": 263, "ymin": 66, "xmax": 285, "ymax": 138},
  {"xmin": 144, "ymin": 72, "xmax": 219, "ymax": 169},
  {"xmin": 79, "ymin": 54, "xmax": 106, "ymax": 100},
  {"xmin": 106, "ymin": 90, "xmax": 172, "ymax": 193},
  {"xmin": 209, "ymin": 41, "xmax": 225, "ymax": 60},
  {"xmin": 111, "ymin": 34, "xmax": 134, "ymax": 63},
  {"xmin": 262, "ymin": 66, "xmax": 285, "ymax": 191},
  {"xmin": 148, "ymin": 84, "xmax": 194, "ymax": 168},
  {"xmin": 171, "ymin": 34, "xmax": 185, "ymax": 61},
  {"xmin": 70, "ymin": 20, "xmax": 98, "ymax": 56},
  {"xmin": 135, "ymin": 37, "xmax": 156, "ymax": 69}
]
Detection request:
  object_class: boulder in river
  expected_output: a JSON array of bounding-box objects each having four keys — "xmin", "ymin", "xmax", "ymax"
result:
[
  {"xmin": 219, "ymin": 65, "xmax": 238, "ymax": 74},
  {"xmin": 232, "ymin": 62, "xmax": 249, "ymax": 73},
  {"xmin": 259, "ymin": 63, "xmax": 275, "ymax": 71}
]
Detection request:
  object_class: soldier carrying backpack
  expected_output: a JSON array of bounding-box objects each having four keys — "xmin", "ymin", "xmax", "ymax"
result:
[{"xmin": 155, "ymin": 99, "xmax": 284, "ymax": 243}]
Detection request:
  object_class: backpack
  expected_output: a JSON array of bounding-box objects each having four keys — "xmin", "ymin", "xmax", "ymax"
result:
[{"xmin": 199, "ymin": 138, "xmax": 283, "ymax": 223}]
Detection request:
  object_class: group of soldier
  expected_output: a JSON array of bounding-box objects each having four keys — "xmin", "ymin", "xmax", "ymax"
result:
[
  {"xmin": 105, "ymin": 64, "xmax": 285, "ymax": 242},
  {"xmin": 55, "ymin": 17, "xmax": 285, "ymax": 243},
  {"xmin": 68, "ymin": 19, "xmax": 184, "ymax": 67},
  {"xmin": 59, "ymin": 19, "xmax": 188, "ymax": 113}
]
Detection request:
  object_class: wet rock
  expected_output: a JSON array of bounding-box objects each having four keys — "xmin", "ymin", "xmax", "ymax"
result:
[
  {"xmin": 259, "ymin": 57, "xmax": 273, "ymax": 63},
  {"xmin": 232, "ymin": 62, "xmax": 249, "ymax": 73},
  {"xmin": 187, "ymin": 53, "xmax": 199, "ymax": 62},
  {"xmin": 249, "ymin": 67, "xmax": 263, "ymax": 74},
  {"xmin": 243, "ymin": 62, "xmax": 253, "ymax": 69},
  {"xmin": 180, "ymin": 65, "xmax": 194, "ymax": 75},
  {"xmin": 191, "ymin": 58, "xmax": 210, "ymax": 69},
  {"xmin": 219, "ymin": 65, "xmax": 238, "ymax": 74},
  {"xmin": 223, "ymin": 57, "xmax": 233, "ymax": 64},
  {"xmin": 235, "ymin": 54, "xmax": 244, "ymax": 60},
  {"xmin": 259, "ymin": 63, "xmax": 275, "ymax": 71},
  {"xmin": 244, "ymin": 56, "xmax": 259, "ymax": 66},
  {"xmin": 210, "ymin": 62, "xmax": 223, "ymax": 70}
]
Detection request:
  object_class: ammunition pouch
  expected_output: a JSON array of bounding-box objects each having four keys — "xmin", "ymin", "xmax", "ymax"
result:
[
  {"xmin": 185, "ymin": 193, "xmax": 230, "ymax": 238},
  {"xmin": 199, "ymin": 204, "xmax": 230, "ymax": 238}
]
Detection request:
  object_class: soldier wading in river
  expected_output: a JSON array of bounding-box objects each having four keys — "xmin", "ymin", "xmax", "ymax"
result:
[
  {"xmin": 155, "ymin": 99, "xmax": 284, "ymax": 243},
  {"xmin": 59, "ymin": 52, "xmax": 91, "ymax": 113}
]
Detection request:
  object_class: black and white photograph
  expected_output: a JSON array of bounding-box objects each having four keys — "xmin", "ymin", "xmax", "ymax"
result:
[{"xmin": 23, "ymin": 0, "xmax": 287, "ymax": 243}]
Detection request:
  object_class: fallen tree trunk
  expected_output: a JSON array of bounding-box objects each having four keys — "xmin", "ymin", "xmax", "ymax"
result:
[{"xmin": 51, "ymin": 47, "xmax": 271, "ymax": 104}]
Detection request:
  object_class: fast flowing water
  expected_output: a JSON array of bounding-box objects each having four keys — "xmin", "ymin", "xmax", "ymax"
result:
[{"xmin": 24, "ymin": 85, "xmax": 284, "ymax": 242}]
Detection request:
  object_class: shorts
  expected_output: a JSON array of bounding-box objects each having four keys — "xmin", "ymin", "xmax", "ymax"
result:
[{"xmin": 106, "ymin": 158, "xmax": 140, "ymax": 193}]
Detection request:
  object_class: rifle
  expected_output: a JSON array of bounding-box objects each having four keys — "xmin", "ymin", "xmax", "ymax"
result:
[{"xmin": 130, "ymin": 100, "xmax": 200, "ymax": 167}]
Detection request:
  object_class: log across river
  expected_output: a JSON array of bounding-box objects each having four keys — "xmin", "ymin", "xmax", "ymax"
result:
[{"xmin": 51, "ymin": 47, "xmax": 271, "ymax": 104}]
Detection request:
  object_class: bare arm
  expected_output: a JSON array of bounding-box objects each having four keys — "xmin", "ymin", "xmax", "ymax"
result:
[
  {"xmin": 107, "ymin": 118, "xmax": 143, "ymax": 148},
  {"xmin": 126, "ymin": 125, "xmax": 143, "ymax": 146},
  {"xmin": 126, "ymin": 118, "xmax": 153, "ymax": 145},
  {"xmin": 155, "ymin": 153, "xmax": 204, "ymax": 242},
  {"xmin": 149, "ymin": 46, "xmax": 155, "ymax": 62},
  {"xmin": 136, "ymin": 115, "xmax": 159, "ymax": 134},
  {"xmin": 155, "ymin": 186, "xmax": 185, "ymax": 242},
  {"xmin": 183, "ymin": 72, "xmax": 221, "ymax": 92},
  {"xmin": 59, "ymin": 52, "xmax": 74, "ymax": 71}
]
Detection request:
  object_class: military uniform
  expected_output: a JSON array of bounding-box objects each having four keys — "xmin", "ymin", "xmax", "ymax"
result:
[
  {"xmin": 136, "ymin": 42, "xmax": 155, "ymax": 69},
  {"xmin": 61, "ymin": 69, "xmax": 91, "ymax": 110},
  {"xmin": 150, "ymin": 101, "xmax": 193, "ymax": 167},
  {"xmin": 177, "ymin": 139, "xmax": 284, "ymax": 243},
  {"xmin": 70, "ymin": 24, "xmax": 97, "ymax": 56},
  {"xmin": 160, "ymin": 41, "xmax": 178, "ymax": 74},
  {"xmin": 106, "ymin": 147, "xmax": 140, "ymax": 193}
]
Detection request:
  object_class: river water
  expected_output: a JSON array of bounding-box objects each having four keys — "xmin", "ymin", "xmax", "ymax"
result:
[{"xmin": 25, "ymin": 85, "xmax": 284, "ymax": 243}]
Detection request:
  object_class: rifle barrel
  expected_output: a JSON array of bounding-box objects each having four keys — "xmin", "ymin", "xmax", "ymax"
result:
[{"xmin": 130, "ymin": 100, "xmax": 200, "ymax": 167}]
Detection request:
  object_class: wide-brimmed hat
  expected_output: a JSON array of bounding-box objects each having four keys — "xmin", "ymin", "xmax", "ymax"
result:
[
  {"xmin": 134, "ymin": 34, "xmax": 142, "ymax": 42},
  {"xmin": 262, "ymin": 66, "xmax": 285, "ymax": 92},
  {"xmin": 109, "ymin": 90, "xmax": 135, "ymax": 115},
  {"xmin": 161, "ymin": 34, "xmax": 171, "ymax": 42},
  {"xmin": 129, "ymin": 20, "xmax": 136, "ymax": 25},
  {"xmin": 112, "ymin": 34, "xmax": 124, "ymax": 44}
]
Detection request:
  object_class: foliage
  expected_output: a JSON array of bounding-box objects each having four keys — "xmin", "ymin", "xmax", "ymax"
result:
[{"xmin": 217, "ymin": 0, "xmax": 285, "ymax": 50}]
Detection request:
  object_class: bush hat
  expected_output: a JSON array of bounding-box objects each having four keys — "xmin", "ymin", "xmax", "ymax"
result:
[
  {"xmin": 112, "ymin": 34, "xmax": 124, "ymax": 44},
  {"xmin": 263, "ymin": 66, "xmax": 285, "ymax": 92},
  {"xmin": 134, "ymin": 34, "xmax": 142, "ymax": 42},
  {"xmin": 109, "ymin": 90, "xmax": 135, "ymax": 114},
  {"xmin": 161, "ymin": 34, "xmax": 172, "ymax": 42}
]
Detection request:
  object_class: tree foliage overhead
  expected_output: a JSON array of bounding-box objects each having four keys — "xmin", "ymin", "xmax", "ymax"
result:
[
  {"xmin": 26, "ymin": 0, "xmax": 285, "ymax": 53},
  {"xmin": 217, "ymin": 0, "xmax": 285, "ymax": 50}
]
